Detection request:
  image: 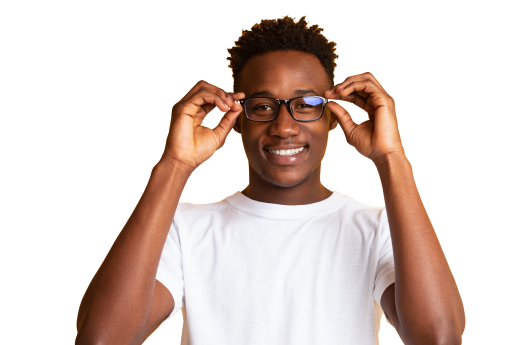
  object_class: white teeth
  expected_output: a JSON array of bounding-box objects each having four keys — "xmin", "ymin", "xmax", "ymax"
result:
[{"xmin": 269, "ymin": 147, "xmax": 305, "ymax": 155}]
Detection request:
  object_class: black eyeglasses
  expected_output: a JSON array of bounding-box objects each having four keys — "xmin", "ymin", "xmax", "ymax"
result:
[{"xmin": 239, "ymin": 96, "xmax": 328, "ymax": 122}]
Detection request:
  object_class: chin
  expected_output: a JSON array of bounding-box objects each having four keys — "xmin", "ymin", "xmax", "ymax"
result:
[{"xmin": 260, "ymin": 170, "xmax": 312, "ymax": 189}]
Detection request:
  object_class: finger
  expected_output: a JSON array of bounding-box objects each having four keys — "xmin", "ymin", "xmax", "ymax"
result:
[
  {"xmin": 337, "ymin": 73, "xmax": 386, "ymax": 100},
  {"xmin": 342, "ymin": 92, "xmax": 377, "ymax": 115},
  {"xmin": 338, "ymin": 72, "xmax": 386, "ymax": 93},
  {"xmin": 206, "ymin": 86, "xmax": 239, "ymax": 109},
  {"xmin": 346, "ymin": 91, "xmax": 372, "ymax": 113},
  {"xmin": 212, "ymin": 108, "xmax": 242, "ymax": 149},
  {"xmin": 339, "ymin": 80, "xmax": 385, "ymax": 107},
  {"xmin": 325, "ymin": 83, "xmax": 370, "ymax": 100},
  {"xmin": 181, "ymin": 80, "xmax": 236, "ymax": 109},
  {"xmin": 180, "ymin": 80, "xmax": 213, "ymax": 102},
  {"xmin": 225, "ymin": 91, "xmax": 245, "ymax": 99},
  {"xmin": 195, "ymin": 92, "xmax": 245, "ymax": 125},
  {"xmin": 179, "ymin": 91, "xmax": 230, "ymax": 120},
  {"xmin": 228, "ymin": 92, "xmax": 245, "ymax": 112},
  {"xmin": 326, "ymin": 101, "xmax": 358, "ymax": 140},
  {"xmin": 326, "ymin": 83, "xmax": 348, "ymax": 94},
  {"xmin": 340, "ymin": 92, "xmax": 368, "ymax": 109},
  {"xmin": 359, "ymin": 72, "xmax": 386, "ymax": 92},
  {"xmin": 354, "ymin": 90, "xmax": 370, "ymax": 99},
  {"xmin": 339, "ymin": 81, "xmax": 397, "ymax": 133},
  {"xmin": 324, "ymin": 83, "xmax": 344, "ymax": 99},
  {"xmin": 229, "ymin": 92, "xmax": 246, "ymax": 100},
  {"xmin": 195, "ymin": 90, "xmax": 232, "ymax": 112},
  {"xmin": 201, "ymin": 93, "xmax": 245, "ymax": 144},
  {"xmin": 200, "ymin": 93, "xmax": 227, "ymax": 115},
  {"xmin": 199, "ymin": 103, "xmax": 216, "ymax": 117}
]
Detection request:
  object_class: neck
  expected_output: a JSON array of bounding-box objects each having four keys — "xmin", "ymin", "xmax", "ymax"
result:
[{"xmin": 241, "ymin": 164, "xmax": 332, "ymax": 205}]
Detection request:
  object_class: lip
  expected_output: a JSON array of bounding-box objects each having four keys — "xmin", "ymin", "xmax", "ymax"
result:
[
  {"xmin": 263, "ymin": 146, "xmax": 307, "ymax": 166},
  {"xmin": 263, "ymin": 145, "xmax": 306, "ymax": 151}
]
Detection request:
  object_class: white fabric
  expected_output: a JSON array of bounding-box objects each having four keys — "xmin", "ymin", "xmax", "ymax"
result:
[{"xmin": 157, "ymin": 191, "xmax": 395, "ymax": 345}]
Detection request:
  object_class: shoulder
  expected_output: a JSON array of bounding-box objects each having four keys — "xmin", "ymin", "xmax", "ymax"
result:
[
  {"xmin": 333, "ymin": 192, "xmax": 386, "ymax": 226},
  {"xmin": 176, "ymin": 194, "xmax": 236, "ymax": 213},
  {"xmin": 333, "ymin": 192, "xmax": 381, "ymax": 211},
  {"xmin": 173, "ymin": 195, "xmax": 236, "ymax": 226}
]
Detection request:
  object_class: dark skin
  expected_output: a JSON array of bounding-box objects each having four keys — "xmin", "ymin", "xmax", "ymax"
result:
[
  {"xmin": 237, "ymin": 52, "xmax": 465, "ymax": 344},
  {"xmin": 76, "ymin": 50, "xmax": 465, "ymax": 345},
  {"xmin": 233, "ymin": 51, "xmax": 337, "ymax": 205}
]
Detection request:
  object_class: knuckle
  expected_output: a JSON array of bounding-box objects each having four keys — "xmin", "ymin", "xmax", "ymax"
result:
[
  {"xmin": 218, "ymin": 90, "xmax": 228, "ymax": 99},
  {"xmin": 173, "ymin": 101, "xmax": 184, "ymax": 110},
  {"xmin": 173, "ymin": 103, "xmax": 189, "ymax": 116},
  {"xmin": 218, "ymin": 96, "xmax": 227, "ymax": 104},
  {"xmin": 196, "ymin": 80, "xmax": 207, "ymax": 86}
]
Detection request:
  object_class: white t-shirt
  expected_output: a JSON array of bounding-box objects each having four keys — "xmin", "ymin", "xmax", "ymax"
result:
[{"xmin": 157, "ymin": 191, "xmax": 395, "ymax": 345}]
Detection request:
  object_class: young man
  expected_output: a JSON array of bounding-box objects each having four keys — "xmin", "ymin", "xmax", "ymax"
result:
[{"xmin": 76, "ymin": 17, "xmax": 465, "ymax": 345}]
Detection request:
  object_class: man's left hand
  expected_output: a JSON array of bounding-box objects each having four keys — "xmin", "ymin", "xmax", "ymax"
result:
[{"xmin": 324, "ymin": 72, "xmax": 404, "ymax": 165}]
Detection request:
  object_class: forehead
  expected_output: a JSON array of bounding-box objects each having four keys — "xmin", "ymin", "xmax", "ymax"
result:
[{"xmin": 237, "ymin": 51, "xmax": 330, "ymax": 97}]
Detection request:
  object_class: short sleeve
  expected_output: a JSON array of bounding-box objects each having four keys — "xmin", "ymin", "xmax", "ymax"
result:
[
  {"xmin": 372, "ymin": 208, "xmax": 396, "ymax": 305},
  {"xmin": 156, "ymin": 218, "xmax": 185, "ymax": 319}
]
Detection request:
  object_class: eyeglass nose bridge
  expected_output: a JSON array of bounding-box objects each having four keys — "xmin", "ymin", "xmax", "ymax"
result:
[{"xmin": 276, "ymin": 99, "xmax": 295, "ymax": 120}]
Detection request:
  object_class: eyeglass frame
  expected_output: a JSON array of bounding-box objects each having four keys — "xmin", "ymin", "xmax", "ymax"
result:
[{"xmin": 238, "ymin": 96, "xmax": 329, "ymax": 122}]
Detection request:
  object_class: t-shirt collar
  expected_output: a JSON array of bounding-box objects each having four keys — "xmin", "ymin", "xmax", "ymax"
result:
[{"xmin": 225, "ymin": 191, "xmax": 346, "ymax": 220}]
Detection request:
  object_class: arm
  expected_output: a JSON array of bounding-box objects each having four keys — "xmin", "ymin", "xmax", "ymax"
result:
[
  {"xmin": 76, "ymin": 81, "xmax": 244, "ymax": 345},
  {"xmin": 325, "ymin": 73, "xmax": 465, "ymax": 345},
  {"xmin": 76, "ymin": 162, "xmax": 189, "ymax": 345},
  {"xmin": 377, "ymin": 154, "xmax": 465, "ymax": 344}
]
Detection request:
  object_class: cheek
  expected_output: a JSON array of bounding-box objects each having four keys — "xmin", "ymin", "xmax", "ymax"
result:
[
  {"xmin": 240, "ymin": 126, "xmax": 263, "ymax": 157},
  {"xmin": 243, "ymin": 141, "xmax": 250, "ymax": 157},
  {"xmin": 308, "ymin": 129, "xmax": 330, "ymax": 161}
]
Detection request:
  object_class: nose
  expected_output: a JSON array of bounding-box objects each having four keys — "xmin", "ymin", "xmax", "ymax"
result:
[{"xmin": 268, "ymin": 103, "xmax": 300, "ymax": 138}]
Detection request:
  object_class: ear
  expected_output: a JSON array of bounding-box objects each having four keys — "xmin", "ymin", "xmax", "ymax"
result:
[{"xmin": 233, "ymin": 113, "xmax": 243, "ymax": 134}]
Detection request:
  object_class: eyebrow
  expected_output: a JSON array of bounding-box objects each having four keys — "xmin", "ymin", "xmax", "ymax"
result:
[{"xmin": 249, "ymin": 89, "xmax": 319, "ymax": 98}]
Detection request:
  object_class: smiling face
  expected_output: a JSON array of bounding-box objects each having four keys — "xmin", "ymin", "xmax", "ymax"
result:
[{"xmin": 234, "ymin": 50, "xmax": 337, "ymax": 189}]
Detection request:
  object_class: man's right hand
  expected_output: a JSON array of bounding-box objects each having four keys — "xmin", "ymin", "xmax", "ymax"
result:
[{"xmin": 162, "ymin": 80, "xmax": 245, "ymax": 171}]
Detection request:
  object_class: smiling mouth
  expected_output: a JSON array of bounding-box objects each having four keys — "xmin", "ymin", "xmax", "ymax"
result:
[
  {"xmin": 264, "ymin": 146, "xmax": 308, "ymax": 165},
  {"xmin": 266, "ymin": 147, "xmax": 306, "ymax": 156}
]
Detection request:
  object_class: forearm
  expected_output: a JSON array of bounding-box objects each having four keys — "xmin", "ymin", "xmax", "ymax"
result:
[
  {"xmin": 76, "ymin": 159, "xmax": 192, "ymax": 343},
  {"xmin": 376, "ymin": 153, "xmax": 465, "ymax": 344}
]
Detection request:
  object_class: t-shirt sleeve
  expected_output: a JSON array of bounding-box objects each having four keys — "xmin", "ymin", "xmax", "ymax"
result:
[
  {"xmin": 372, "ymin": 208, "xmax": 396, "ymax": 305},
  {"xmin": 156, "ymin": 218, "xmax": 185, "ymax": 319}
]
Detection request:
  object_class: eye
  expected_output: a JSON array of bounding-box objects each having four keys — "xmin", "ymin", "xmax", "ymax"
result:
[
  {"xmin": 254, "ymin": 104, "xmax": 275, "ymax": 111},
  {"xmin": 295, "ymin": 103, "xmax": 315, "ymax": 110}
]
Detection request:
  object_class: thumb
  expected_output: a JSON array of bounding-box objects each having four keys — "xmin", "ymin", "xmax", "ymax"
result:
[
  {"xmin": 326, "ymin": 101, "xmax": 358, "ymax": 140},
  {"xmin": 212, "ymin": 105, "xmax": 242, "ymax": 149}
]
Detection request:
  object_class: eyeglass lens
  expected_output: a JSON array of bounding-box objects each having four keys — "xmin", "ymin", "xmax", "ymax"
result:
[{"xmin": 244, "ymin": 97, "xmax": 324, "ymax": 121}]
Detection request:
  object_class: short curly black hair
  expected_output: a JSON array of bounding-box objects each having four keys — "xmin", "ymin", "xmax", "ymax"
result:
[{"xmin": 227, "ymin": 16, "xmax": 338, "ymax": 90}]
